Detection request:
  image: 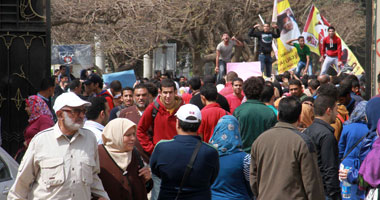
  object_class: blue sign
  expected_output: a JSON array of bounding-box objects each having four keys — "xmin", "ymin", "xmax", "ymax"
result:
[{"xmin": 102, "ymin": 70, "xmax": 136, "ymax": 88}]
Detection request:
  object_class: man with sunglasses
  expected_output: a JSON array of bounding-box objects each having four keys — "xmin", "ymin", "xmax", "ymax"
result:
[{"xmin": 9, "ymin": 92, "xmax": 109, "ymax": 200}]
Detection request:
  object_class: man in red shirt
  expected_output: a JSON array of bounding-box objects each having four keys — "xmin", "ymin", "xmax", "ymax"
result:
[
  {"xmin": 198, "ymin": 83, "xmax": 229, "ymax": 142},
  {"xmin": 137, "ymin": 79, "xmax": 184, "ymax": 155},
  {"xmin": 225, "ymin": 77, "xmax": 244, "ymax": 114},
  {"xmin": 319, "ymin": 26, "xmax": 342, "ymax": 75},
  {"xmin": 219, "ymin": 71, "xmax": 238, "ymax": 97}
]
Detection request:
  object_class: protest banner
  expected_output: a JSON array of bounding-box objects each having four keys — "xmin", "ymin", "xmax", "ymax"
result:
[
  {"xmin": 275, "ymin": 0, "xmax": 301, "ymax": 73},
  {"xmin": 227, "ymin": 62, "xmax": 262, "ymax": 81},
  {"xmin": 302, "ymin": 5, "xmax": 364, "ymax": 75}
]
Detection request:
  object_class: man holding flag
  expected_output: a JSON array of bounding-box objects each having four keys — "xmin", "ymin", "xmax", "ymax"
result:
[{"xmin": 319, "ymin": 26, "xmax": 342, "ymax": 75}]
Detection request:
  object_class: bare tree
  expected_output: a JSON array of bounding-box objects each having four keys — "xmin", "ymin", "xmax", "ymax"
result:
[{"xmin": 51, "ymin": 0, "xmax": 366, "ymax": 75}]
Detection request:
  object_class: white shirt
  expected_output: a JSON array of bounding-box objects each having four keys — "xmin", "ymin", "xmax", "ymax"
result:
[
  {"xmin": 83, "ymin": 120, "xmax": 104, "ymax": 144},
  {"xmin": 8, "ymin": 124, "xmax": 109, "ymax": 200}
]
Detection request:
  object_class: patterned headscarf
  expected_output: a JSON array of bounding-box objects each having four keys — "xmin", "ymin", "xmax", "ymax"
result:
[
  {"xmin": 344, "ymin": 101, "xmax": 367, "ymax": 125},
  {"xmin": 209, "ymin": 115, "xmax": 243, "ymax": 156},
  {"xmin": 25, "ymin": 95, "xmax": 53, "ymax": 123}
]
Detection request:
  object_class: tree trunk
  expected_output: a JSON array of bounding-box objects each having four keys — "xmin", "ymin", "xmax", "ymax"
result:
[{"xmin": 191, "ymin": 48, "xmax": 204, "ymax": 76}]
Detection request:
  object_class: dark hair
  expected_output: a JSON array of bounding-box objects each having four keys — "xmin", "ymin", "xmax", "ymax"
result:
[
  {"xmin": 217, "ymin": 78, "xmax": 226, "ymax": 85},
  {"xmin": 69, "ymin": 79, "xmax": 81, "ymax": 91},
  {"xmin": 275, "ymin": 75, "xmax": 283, "ymax": 82},
  {"xmin": 317, "ymin": 83, "xmax": 338, "ymax": 100},
  {"xmin": 308, "ymin": 79, "xmax": 320, "ymax": 90},
  {"xmin": 298, "ymin": 36, "xmax": 305, "ymax": 40},
  {"xmin": 278, "ymin": 96, "xmax": 302, "ymax": 123},
  {"xmin": 134, "ymin": 83, "xmax": 148, "ymax": 90},
  {"xmin": 289, "ymin": 79, "xmax": 302, "ymax": 87},
  {"xmin": 203, "ymin": 75, "xmax": 216, "ymax": 85},
  {"xmin": 59, "ymin": 65, "xmax": 66, "ymax": 70},
  {"xmin": 189, "ymin": 77, "xmax": 201, "ymax": 90},
  {"xmin": 40, "ymin": 77, "xmax": 55, "ymax": 91},
  {"xmin": 314, "ymin": 95, "xmax": 336, "ymax": 116},
  {"xmin": 200, "ymin": 83, "xmax": 218, "ymax": 101},
  {"xmin": 260, "ymin": 84, "xmax": 274, "ymax": 103},
  {"xmin": 328, "ymin": 26, "xmax": 335, "ymax": 31},
  {"xmin": 110, "ymin": 80, "xmax": 122, "ymax": 92},
  {"xmin": 145, "ymin": 82, "xmax": 158, "ymax": 97},
  {"xmin": 309, "ymin": 75, "xmax": 317, "ymax": 80},
  {"xmin": 122, "ymin": 87, "xmax": 134, "ymax": 93},
  {"xmin": 378, "ymin": 73, "xmax": 380, "ymax": 83},
  {"xmin": 273, "ymin": 80, "xmax": 283, "ymax": 96},
  {"xmin": 243, "ymin": 77, "xmax": 264, "ymax": 100},
  {"xmin": 160, "ymin": 79, "xmax": 176, "ymax": 91},
  {"xmin": 86, "ymin": 97, "xmax": 107, "ymax": 120},
  {"xmin": 226, "ymin": 71, "xmax": 238, "ymax": 82},
  {"xmin": 232, "ymin": 77, "xmax": 243, "ymax": 85},
  {"xmin": 178, "ymin": 118, "xmax": 201, "ymax": 132},
  {"xmin": 337, "ymin": 82, "xmax": 351, "ymax": 98},
  {"xmin": 301, "ymin": 75, "xmax": 309, "ymax": 87},
  {"xmin": 330, "ymin": 75, "xmax": 340, "ymax": 85},
  {"xmin": 283, "ymin": 71, "xmax": 291, "ymax": 80},
  {"xmin": 60, "ymin": 74, "xmax": 68, "ymax": 79},
  {"xmin": 80, "ymin": 69, "xmax": 88, "ymax": 80},
  {"xmin": 301, "ymin": 96, "xmax": 315, "ymax": 104},
  {"xmin": 351, "ymin": 79, "xmax": 360, "ymax": 88}
]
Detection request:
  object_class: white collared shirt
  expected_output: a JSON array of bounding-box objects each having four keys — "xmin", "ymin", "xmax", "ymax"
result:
[
  {"xmin": 8, "ymin": 124, "xmax": 109, "ymax": 200},
  {"xmin": 83, "ymin": 120, "xmax": 104, "ymax": 144}
]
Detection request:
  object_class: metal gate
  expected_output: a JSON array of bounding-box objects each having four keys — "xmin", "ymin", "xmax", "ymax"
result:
[{"xmin": 0, "ymin": 0, "xmax": 51, "ymax": 156}]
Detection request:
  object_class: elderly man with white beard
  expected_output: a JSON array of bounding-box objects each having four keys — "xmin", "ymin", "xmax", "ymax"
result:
[{"xmin": 8, "ymin": 92, "xmax": 109, "ymax": 200}]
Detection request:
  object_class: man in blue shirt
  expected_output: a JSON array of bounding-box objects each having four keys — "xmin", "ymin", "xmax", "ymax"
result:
[{"xmin": 150, "ymin": 104, "xmax": 219, "ymax": 200}]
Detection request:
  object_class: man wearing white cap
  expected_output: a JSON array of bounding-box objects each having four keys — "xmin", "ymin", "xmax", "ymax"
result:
[
  {"xmin": 8, "ymin": 92, "xmax": 109, "ymax": 200},
  {"xmin": 150, "ymin": 104, "xmax": 219, "ymax": 200}
]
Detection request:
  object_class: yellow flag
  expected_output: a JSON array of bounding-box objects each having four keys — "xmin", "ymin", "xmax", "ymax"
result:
[
  {"xmin": 276, "ymin": 0, "xmax": 300, "ymax": 74},
  {"xmin": 302, "ymin": 5, "xmax": 364, "ymax": 75}
]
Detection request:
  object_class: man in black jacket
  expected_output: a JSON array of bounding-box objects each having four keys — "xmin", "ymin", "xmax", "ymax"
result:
[
  {"xmin": 248, "ymin": 23, "xmax": 280, "ymax": 77},
  {"xmin": 304, "ymin": 95, "xmax": 341, "ymax": 200}
]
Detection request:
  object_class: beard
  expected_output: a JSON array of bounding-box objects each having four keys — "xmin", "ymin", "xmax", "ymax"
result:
[
  {"xmin": 63, "ymin": 112, "xmax": 84, "ymax": 131},
  {"xmin": 135, "ymin": 100, "xmax": 148, "ymax": 109}
]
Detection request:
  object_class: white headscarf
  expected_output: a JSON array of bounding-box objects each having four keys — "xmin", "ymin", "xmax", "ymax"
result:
[{"xmin": 102, "ymin": 118, "xmax": 136, "ymax": 171}]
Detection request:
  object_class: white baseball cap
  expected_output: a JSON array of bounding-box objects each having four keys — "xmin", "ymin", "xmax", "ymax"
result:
[
  {"xmin": 53, "ymin": 92, "xmax": 91, "ymax": 113},
  {"xmin": 175, "ymin": 104, "xmax": 201, "ymax": 123}
]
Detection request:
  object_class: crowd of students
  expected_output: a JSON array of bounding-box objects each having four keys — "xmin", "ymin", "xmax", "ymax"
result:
[{"xmin": 8, "ymin": 63, "xmax": 380, "ymax": 200}]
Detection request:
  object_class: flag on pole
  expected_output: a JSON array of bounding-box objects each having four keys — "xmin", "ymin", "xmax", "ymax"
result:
[
  {"xmin": 275, "ymin": 0, "xmax": 301, "ymax": 73},
  {"xmin": 302, "ymin": 5, "xmax": 364, "ymax": 75}
]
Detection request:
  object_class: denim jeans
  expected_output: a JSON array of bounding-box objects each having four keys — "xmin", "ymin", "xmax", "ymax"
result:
[
  {"xmin": 217, "ymin": 60, "xmax": 226, "ymax": 83},
  {"xmin": 259, "ymin": 54, "xmax": 272, "ymax": 77},
  {"xmin": 151, "ymin": 173, "xmax": 161, "ymax": 200},
  {"xmin": 296, "ymin": 61, "xmax": 313, "ymax": 77}
]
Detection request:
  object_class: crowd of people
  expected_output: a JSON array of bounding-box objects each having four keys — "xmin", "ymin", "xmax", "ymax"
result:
[{"xmin": 5, "ymin": 25, "xmax": 380, "ymax": 200}]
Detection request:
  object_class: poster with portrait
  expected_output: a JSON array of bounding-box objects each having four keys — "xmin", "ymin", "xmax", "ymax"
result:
[{"xmin": 275, "ymin": 0, "xmax": 301, "ymax": 73}]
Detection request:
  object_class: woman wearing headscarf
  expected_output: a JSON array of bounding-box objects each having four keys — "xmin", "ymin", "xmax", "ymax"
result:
[
  {"xmin": 357, "ymin": 119, "xmax": 380, "ymax": 198},
  {"xmin": 338, "ymin": 101, "xmax": 368, "ymax": 199},
  {"xmin": 98, "ymin": 118, "xmax": 151, "ymax": 200},
  {"xmin": 209, "ymin": 115, "xmax": 252, "ymax": 200},
  {"xmin": 15, "ymin": 95, "xmax": 54, "ymax": 162}
]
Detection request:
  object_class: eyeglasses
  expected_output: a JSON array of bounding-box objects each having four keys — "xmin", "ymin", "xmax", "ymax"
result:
[{"xmin": 61, "ymin": 108, "xmax": 86, "ymax": 115}]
